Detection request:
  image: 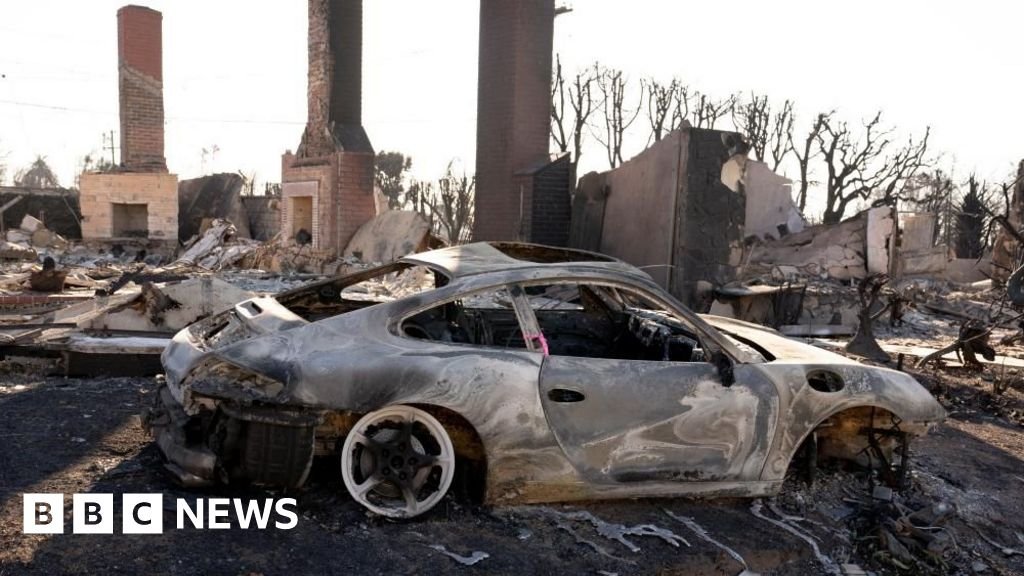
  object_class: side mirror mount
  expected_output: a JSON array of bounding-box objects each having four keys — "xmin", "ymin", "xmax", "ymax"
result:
[{"xmin": 712, "ymin": 351, "xmax": 735, "ymax": 387}]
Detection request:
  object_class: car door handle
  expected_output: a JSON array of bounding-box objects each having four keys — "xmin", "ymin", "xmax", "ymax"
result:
[{"xmin": 548, "ymin": 388, "xmax": 585, "ymax": 403}]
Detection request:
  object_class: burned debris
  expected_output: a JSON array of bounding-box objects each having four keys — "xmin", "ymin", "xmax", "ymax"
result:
[{"xmin": 3, "ymin": 2, "xmax": 1024, "ymax": 575}]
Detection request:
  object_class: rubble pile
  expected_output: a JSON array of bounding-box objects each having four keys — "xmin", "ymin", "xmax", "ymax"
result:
[
  {"xmin": 0, "ymin": 210, "xmax": 438, "ymax": 377},
  {"xmin": 241, "ymin": 234, "xmax": 358, "ymax": 275}
]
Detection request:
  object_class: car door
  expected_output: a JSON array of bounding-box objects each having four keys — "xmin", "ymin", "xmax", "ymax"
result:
[{"xmin": 531, "ymin": 282, "xmax": 779, "ymax": 484}]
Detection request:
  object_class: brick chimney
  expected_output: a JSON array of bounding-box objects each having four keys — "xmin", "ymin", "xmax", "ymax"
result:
[
  {"xmin": 473, "ymin": 0, "xmax": 555, "ymax": 241},
  {"xmin": 282, "ymin": 0, "xmax": 374, "ymax": 254},
  {"xmin": 117, "ymin": 5, "xmax": 166, "ymax": 172},
  {"xmin": 298, "ymin": 0, "xmax": 371, "ymax": 157}
]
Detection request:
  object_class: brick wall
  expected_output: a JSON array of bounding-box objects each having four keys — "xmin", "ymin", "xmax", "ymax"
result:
[
  {"xmin": 334, "ymin": 151, "xmax": 375, "ymax": 249},
  {"xmin": 117, "ymin": 5, "xmax": 166, "ymax": 172},
  {"xmin": 529, "ymin": 154, "xmax": 571, "ymax": 246},
  {"xmin": 473, "ymin": 0, "xmax": 554, "ymax": 241},
  {"xmin": 79, "ymin": 172, "xmax": 178, "ymax": 239},
  {"xmin": 281, "ymin": 153, "xmax": 329, "ymax": 248},
  {"xmin": 280, "ymin": 150, "xmax": 374, "ymax": 253}
]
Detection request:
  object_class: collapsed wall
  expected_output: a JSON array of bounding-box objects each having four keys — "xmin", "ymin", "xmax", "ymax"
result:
[
  {"xmin": 745, "ymin": 206, "xmax": 895, "ymax": 281},
  {"xmin": 570, "ymin": 127, "xmax": 747, "ymax": 308}
]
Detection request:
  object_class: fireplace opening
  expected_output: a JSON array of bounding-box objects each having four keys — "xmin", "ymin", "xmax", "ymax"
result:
[
  {"xmin": 111, "ymin": 203, "xmax": 149, "ymax": 238},
  {"xmin": 290, "ymin": 196, "xmax": 314, "ymax": 244}
]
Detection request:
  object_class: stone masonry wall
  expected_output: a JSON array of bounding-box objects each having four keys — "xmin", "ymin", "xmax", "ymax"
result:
[{"xmin": 79, "ymin": 172, "xmax": 178, "ymax": 239}]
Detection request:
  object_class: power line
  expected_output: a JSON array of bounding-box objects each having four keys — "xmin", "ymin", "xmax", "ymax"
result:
[
  {"xmin": 0, "ymin": 98, "xmax": 112, "ymax": 114},
  {"xmin": 0, "ymin": 98, "xmax": 304, "ymax": 125}
]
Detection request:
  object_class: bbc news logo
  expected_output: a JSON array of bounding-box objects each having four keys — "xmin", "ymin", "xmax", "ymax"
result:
[{"xmin": 23, "ymin": 493, "xmax": 298, "ymax": 534}]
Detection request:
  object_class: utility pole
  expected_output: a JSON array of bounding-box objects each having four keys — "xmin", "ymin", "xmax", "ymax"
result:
[{"xmin": 103, "ymin": 130, "xmax": 118, "ymax": 166}]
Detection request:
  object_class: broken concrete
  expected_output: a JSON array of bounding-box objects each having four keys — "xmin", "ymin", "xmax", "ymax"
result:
[
  {"xmin": 747, "ymin": 207, "xmax": 894, "ymax": 281},
  {"xmin": 898, "ymin": 212, "xmax": 949, "ymax": 277}
]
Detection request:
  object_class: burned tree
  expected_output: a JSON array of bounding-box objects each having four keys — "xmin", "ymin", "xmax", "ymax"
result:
[
  {"xmin": 426, "ymin": 162, "xmax": 475, "ymax": 245},
  {"xmin": 816, "ymin": 112, "xmax": 930, "ymax": 224},
  {"xmin": 732, "ymin": 93, "xmax": 794, "ymax": 172},
  {"xmin": 790, "ymin": 112, "xmax": 828, "ymax": 214},
  {"xmin": 375, "ymin": 151, "xmax": 412, "ymax": 210},
  {"xmin": 670, "ymin": 83, "xmax": 691, "ymax": 133},
  {"xmin": 550, "ymin": 55, "xmax": 570, "ymax": 155},
  {"xmin": 593, "ymin": 66, "xmax": 641, "ymax": 169},
  {"xmin": 644, "ymin": 77, "xmax": 682, "ymax": 144},
  {"xmin": 550, "ymin": 55, "xmax": 596, "ymax": 164},
  {"xmin": 14, "ymin": 156, "xmax": 60, "ymax": 188},
  {"xmin": 989, "ymin": 162, "xmax": 1024, "ymax": 286},
  {"xmin": 954, "ymin": 175, "xmax": 987, "ymax": 259},
  {"xmin": 692, "ymin": 92, "xmax": 735, "ymax": 130},
  {"xmin": 845, "ymin": 274, "xmax": 891, "ymax": 362}
]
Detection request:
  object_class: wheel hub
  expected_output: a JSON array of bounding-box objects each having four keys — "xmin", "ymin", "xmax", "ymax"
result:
[{"xmin": 341, "ymin": 406, "xmax": 456, "ymax": 518}]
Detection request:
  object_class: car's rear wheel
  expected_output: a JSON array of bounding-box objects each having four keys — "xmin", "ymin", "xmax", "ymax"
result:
[{"xmin": 340, "ymin": 405, "xmax": 455, "ymax": 518}]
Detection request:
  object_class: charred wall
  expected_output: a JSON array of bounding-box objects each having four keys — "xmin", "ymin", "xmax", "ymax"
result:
[
  {"xmin": 0, "ymin": 187, "xmax": 82, "ymax": 239},
  {"xmin": 672, "ymin": 129, "xmax": 745, "ymax": 309},
  {"xmin": 177, "ymin": 173, "xmax": 251, "ymax": 242}
]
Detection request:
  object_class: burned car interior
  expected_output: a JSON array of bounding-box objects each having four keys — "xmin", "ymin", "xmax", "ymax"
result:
[
  {"xmin": 276, "ymin": 262, "xmax": 449, "ymax": 322},
  {"xmin": 401, "ymin": 282, "xmax": 710, "ymax": 363}
]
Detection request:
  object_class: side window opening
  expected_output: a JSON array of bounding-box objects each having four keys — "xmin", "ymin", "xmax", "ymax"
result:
[
  {"xmin": 279, "ymin": 264, "xmax": 445, "ymax": 321},
  {"xmin": 524, "ymin": 282, "xmax": 709, "ymax": 363},
  {"xmin": 401, "ymin": 287, "xmax": 529, "ymax": 350}
]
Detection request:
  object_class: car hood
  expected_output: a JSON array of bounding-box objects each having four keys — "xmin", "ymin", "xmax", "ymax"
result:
[{"xmin": 700, "ymin": 315, "xmax": 858, "ymax": 365}]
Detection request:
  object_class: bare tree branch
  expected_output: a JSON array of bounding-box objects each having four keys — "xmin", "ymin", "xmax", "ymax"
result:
[
  {"xmin": 790, "ymin": 111, "xmax": 829, "ymax": 214},
  {"xmin": 815, "ymin": 111, "xmax": 931, "ymax": 224},
  {"xmin": 693, "ymin": 92, "xmax": 735, "ymax": 129},
  {"xmin": 550, "ymin": 54, "xmax": 569, "ymax": 154},
  {"xmin": 643, "ymin": 77, "xmax": 679, "ymax": 144},
  {"xmin": 550, "ymin": 56, "xmax": 596, "ymax": 165},
  {"xmin": 592, "ymin": 65, "xmax": 642, "ymax": 169}
]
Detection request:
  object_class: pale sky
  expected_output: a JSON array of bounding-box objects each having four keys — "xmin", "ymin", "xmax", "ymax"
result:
[{"xmin": 1, "ymin": 1, "xmax": 1021, "ymax": 214}]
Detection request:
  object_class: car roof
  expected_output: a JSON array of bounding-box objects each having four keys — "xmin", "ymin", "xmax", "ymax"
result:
[{"xmin": 400, "ymin": 241, "xmax": 651, "ymax": 280}]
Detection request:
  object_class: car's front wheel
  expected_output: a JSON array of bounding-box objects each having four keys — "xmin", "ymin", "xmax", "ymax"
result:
[{"xmin": 340, "ymin": 405, "xmax": 455, "ymax": 518}]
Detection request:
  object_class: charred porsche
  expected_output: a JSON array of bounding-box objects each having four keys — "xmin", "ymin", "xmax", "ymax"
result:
[{"xmin": 145, "ymin": 242, "xmax": 945, "ymax": 518}]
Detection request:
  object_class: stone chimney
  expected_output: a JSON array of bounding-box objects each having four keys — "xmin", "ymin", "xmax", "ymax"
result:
[
  {"xmin": 298, "ymin": 0, "xmax": 370, "ymax": 157},
  {"xmin": 282, "ymin": 0, "xmax": 374, "ymax": 254},
  {"xmin": 117, "ymin": 5, "xmax": 166, "ymax": 172}
]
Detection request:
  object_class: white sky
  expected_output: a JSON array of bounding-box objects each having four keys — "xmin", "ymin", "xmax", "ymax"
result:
[{"xmin": 1, "ymin": 1, "xmax": 1021, "ymax": 212}]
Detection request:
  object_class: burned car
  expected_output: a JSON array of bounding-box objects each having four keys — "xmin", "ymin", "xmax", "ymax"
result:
[{"xmin": 146, "ymin": 242, "xmax": 945, "ymax": 518}]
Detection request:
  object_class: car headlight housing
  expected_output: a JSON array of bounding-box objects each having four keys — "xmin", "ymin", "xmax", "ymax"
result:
[{"xmin": 185, "ymin": 358, "xmax": 288, "ymax": 404}]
